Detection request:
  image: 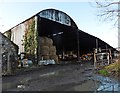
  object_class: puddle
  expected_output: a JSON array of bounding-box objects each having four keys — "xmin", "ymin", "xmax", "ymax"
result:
[
  {"xmin": 93, "ymin": 75, "xmax": 120, "ymax": 91},
  {"xmin": 97, "ymin": 83, "xmax": 119, "ymax": 91},
  {"xmin": 81, "ymin": 68, "xmax": 120, "ymax": 92},
  {"xmin": 66, "ymin": 74, "xmax": 120, "ymax": 92}
]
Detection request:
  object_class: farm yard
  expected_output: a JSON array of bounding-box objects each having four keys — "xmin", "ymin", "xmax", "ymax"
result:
[{"xmin": 1, "ymin": 8, "xmax": 120, "ymax": 92}]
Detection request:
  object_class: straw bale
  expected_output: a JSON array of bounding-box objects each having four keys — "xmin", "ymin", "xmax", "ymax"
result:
[
  {"xmin": 40, "ymin": 46, "xmax": 49, "ymax": 55},
  {"xmin": 50, "ymin": 55, "xmax": 58, "ymax": 62}
]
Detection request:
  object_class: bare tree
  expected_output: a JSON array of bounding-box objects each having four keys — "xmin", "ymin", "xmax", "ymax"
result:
[
  {"xmin": 93, "ymin": 0, "xmax": 120, "ymax": 26},
  {"xmin": 93, "ymin": 0, "xmax": 120, "ymax": 49}
]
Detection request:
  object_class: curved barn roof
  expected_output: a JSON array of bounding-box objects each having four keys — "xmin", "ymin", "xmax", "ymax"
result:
[
  {"xmin": 4, "ymin": 8, "xmax": 117, "ymax": 53},
  {"xmin": 37, "ymin": 8, "xmax": 78, "ymax": 29},
  {"xmin": 4, "ymin": 8, "xmax": 78, "ymax": 33},
  {"xmin": 37, "ymin": 9, "xmax": 117, "ymax": 53}
]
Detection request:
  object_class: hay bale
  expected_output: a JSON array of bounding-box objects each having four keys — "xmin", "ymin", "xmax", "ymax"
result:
[
  {"xmin": 49, "ymin": 46, "xmax": 56, "ymax": 55},
  {"xmin": 42, "ymin": 55, "xmax": 50, "ymax": 60},
  {"xmin": 39, "ymin": 36, "xmax": 53, "ymax": 46},
  {"xmin": 49, "ymin": 46, "xmax": 56, "ymax": 51},
  {"xmin": 39, "ymin": 37, "xmax": 45, "ymax": 45},
  {"xmin": 44, "ymin": 37, "xmax": 53, "ymax": 46},
  {"xmin": 50, "ymin": 55, "xmax": 58, "ymax": 62},
  {"xmin": 40, "ymin": 46, "xmax": 49, "ymax": 55},
  {"xmin": 49, "ymin": 51, "xmax": 56, "ymax": 55},
  {"xmin": 48, "ymin": 38, "xmax": 53, "ymax": 46}
]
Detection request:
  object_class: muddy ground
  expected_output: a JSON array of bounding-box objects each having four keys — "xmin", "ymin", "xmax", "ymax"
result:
[{"xmin": 2, "ymin": 61, "xmax": 119, "ymax": 92}]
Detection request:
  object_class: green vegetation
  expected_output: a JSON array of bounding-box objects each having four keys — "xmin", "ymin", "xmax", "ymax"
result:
[
  {"xmin": 98, "ymin": 69, "xmax": 109, "ymax": 76},
  {"xmin": 99, "ymin": 56, "xmax": 120, "ymax": 78},
  {"xmin": 22, "ymin": 19, "xmax": 38, "ymax": 55},
  {"xmin": 105, "ymin": 61, "xmax": 120, "ymax": 72}
]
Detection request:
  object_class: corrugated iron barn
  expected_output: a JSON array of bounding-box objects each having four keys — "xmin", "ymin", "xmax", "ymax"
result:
[{"xmin": 4, "ymin": 9, "xmax": 117, "ymax": 64}]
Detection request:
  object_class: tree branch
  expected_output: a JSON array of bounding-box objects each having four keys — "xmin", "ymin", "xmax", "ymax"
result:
[{"xmin": 96, "ymin": 1, "xmax": 120, "ymax": 8}]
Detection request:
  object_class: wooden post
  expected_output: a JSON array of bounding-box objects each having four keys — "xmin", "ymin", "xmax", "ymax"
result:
[
  {"xmin": 109, "ymin": 49, "xmax": 112, "ymax": 62},
  {"xmin": 107, "ymin": 53, "xmax": 110, "ymax": 65}
]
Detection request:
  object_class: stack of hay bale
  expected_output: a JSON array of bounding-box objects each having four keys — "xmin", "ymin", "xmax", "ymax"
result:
[{"xmin": 39, "ymin": 37, "xmax": 58, "ymax": 63}]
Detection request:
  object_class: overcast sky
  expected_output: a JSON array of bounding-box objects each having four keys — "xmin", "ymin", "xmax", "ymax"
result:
[{"xmin": 0, "ymin": 0, "xmax": 118, "ymax": 48}]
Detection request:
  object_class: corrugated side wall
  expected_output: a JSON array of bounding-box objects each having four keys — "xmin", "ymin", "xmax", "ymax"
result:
[{"xmin": 10, "ymin": 16, "xmax": 37, "ymax": 54}]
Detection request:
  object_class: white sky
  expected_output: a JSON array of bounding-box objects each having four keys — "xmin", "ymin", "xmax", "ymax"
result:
[{"xmin": 0, "ymin": 0, "xmax": 118, "ymax": 48}]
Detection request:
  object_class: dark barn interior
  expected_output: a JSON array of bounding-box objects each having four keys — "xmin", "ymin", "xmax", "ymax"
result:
[
  {"xmin": 36, "ymin": 9, "xmax": 117, "ymax": 61},
  {"xmin": 38, "ymin": 17, "xmax": 78, "ymax": 53}
]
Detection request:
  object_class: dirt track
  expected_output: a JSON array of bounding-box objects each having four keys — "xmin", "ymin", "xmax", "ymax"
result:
[{"xmin": 2, "ymin": 62, "xmax": 99, "ymax": 91}]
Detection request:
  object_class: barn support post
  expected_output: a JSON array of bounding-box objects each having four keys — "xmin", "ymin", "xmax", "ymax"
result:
[
  {"xmin": 37, "ymin": 16, "xmax": 41, "ymax": 63},
  {"xmin": 35, "ymin": 16, "xmax": 38, "ymax": 65},
  {"xmin": 106, "ymin": 45, "xmax": 108, "ymax": 52},
  {"xmin": 96, "ymin": 38, "xmax": 98, "ymax": 49}
]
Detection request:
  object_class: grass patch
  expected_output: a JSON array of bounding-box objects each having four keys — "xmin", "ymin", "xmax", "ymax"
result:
[
  {"xmin": 105, "ymin": 60, "xmax": 120, "ymax": 75},
  {"xmin": 99, "ymin": 56, "xmax": 120, "ymax": 77},
  {"xmin": 98, "ymin": 69, "xmax": 109, "ymax": 76}
]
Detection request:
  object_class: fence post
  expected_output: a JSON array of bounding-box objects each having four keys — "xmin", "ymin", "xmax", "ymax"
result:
[
  {"xmin": 94, "ymin": 49, "xmax": 97, "ymax": 69},
  {"xmin": 107, "ymin": 53, "xmax": 110, "ymax": 65},
  {"xmin": 109, "ymin": 49, "xmax": 112, "ymax": 63}
]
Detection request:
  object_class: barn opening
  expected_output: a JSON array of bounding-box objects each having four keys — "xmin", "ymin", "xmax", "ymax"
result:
[
  {"xmin": 36, "ymin": 9, "xmax": 117, "ymax": 63},
  {"xmin": 37, "ymin": 9, "xmax": 80, "ymax": 62}
]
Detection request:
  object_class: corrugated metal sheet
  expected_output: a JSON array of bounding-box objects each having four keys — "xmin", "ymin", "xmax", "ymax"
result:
[
  {"xmin": 39, "ymin": 9, "xmax": 71, "ymax": 26},
  {"xmin": 10, "ymin": 16, "xmax": 36, "ymax": 54}
]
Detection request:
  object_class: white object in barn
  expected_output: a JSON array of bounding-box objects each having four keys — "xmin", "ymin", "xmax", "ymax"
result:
[{"xmin": 38, "ymin": 60, "xmax": 55, "ymax": 65}]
